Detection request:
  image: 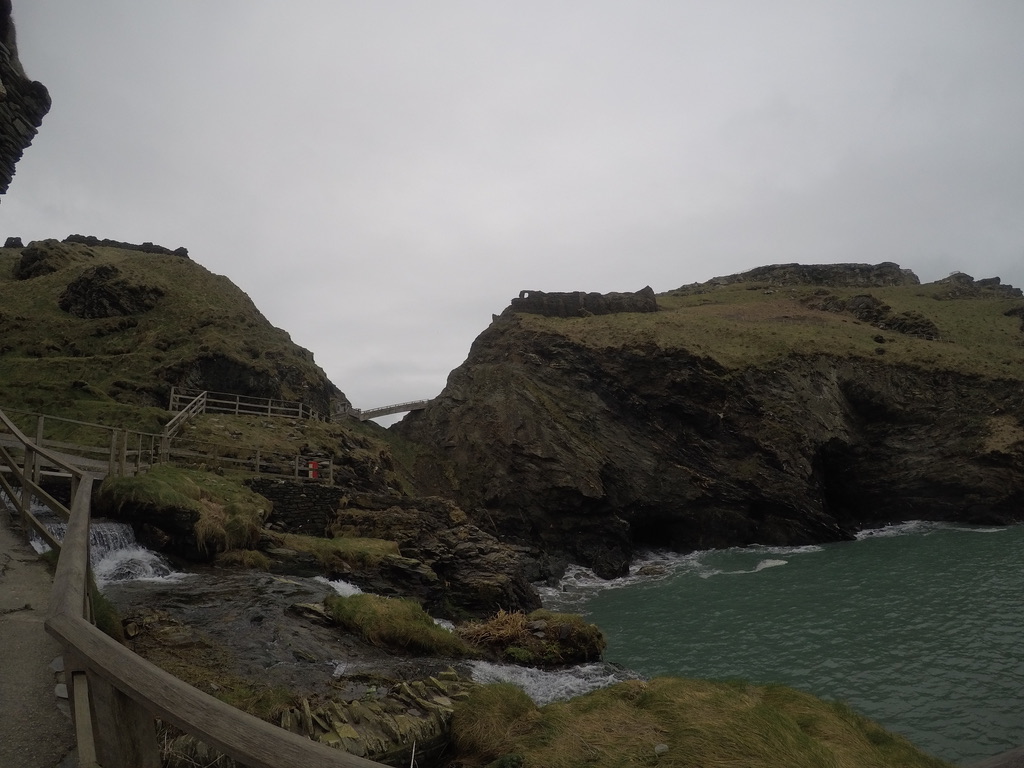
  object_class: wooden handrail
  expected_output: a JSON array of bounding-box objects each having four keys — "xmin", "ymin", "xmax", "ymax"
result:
[
  {"xmin": 3, "ymin": 408, "xmax": 332, "ymax": 483},
  {"xmin": 170, "ymin": 387, "xmax": 321, "ymax": 421},
  {"xmin": 0, "ymin": 409, "xmax": 97, "ymax": 479},
  {"xmin": 163, "ymin": 390, "xmax": 207, "ymax": 438},
  {"xmin": 1, "ymin": 405, "xmax": 387, "ymax": 767},
  {"xmin": 47, "ymin": 614, "xmax": 382, "ymax": 768}
]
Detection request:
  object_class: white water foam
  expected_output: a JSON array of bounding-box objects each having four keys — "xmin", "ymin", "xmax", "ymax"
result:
[
  {"xmin": 27, "ymin": 513, "xmax": 184, "ymax": 587},
  {"xmin": 702, "ymin": 558, "xmax": 788, "ymax": 579},
  {"xmin": 314, "ymin": 575, "xmax": 363, "ymax": 596},
  {"xmin": 469, "ymin": 660, "xmax": 642, "ymax": 706},
  {"xmin": 538, "ymin": 544, "xmax": 824, "ymax": 611},
  {"xmin": 853, "ymin": 520, "xmax": 1007, "ymax": 540}
]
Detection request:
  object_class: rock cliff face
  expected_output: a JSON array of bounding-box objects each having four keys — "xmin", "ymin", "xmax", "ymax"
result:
[
  {"xmin": 396, "ymin": 265, "xmax": 1024, "ymax": 578},
  {"xmin": 0, "ymin": 3, "xmax": 50, "ymax": 196}
]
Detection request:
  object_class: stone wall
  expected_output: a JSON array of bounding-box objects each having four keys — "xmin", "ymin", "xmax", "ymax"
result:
[
  {"xmin": 247, "ymin": 478, "xmax": 345, "ymax": 536},
  {"xmin": 0, "ymin": 38, "xmax": 50, "ymax": 196},
  {"xmin": 504, "ymin": 285, "xmax": 658, "ymax": 318}
]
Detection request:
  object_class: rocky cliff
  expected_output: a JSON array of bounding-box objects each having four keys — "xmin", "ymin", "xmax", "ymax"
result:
[
  {"xmin": 0, "ymin": 2, "xmax": 50, "ymax": 196},
  {"xmin": 396, "ymin": 265, "xmax": 1024, "ymax": 578}
]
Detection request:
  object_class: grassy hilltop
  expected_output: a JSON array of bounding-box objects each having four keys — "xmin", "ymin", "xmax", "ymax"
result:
[
  {"xmin": 523, "ymin": 273, "xmax": 1024, "ymax": 378},
  {"xmin": 0, "ymin": 238, "xmax": 341, "ymax": 430}
]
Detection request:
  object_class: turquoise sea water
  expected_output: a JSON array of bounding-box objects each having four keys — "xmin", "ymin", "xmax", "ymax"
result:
[{"xmin": 541, "ymin": 522, "xmax": 1024, "ymax": 766}]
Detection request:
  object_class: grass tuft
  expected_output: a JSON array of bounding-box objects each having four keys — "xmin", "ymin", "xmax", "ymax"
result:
[
  {"xmin": 451, "ymin": 682, "xmax": 537, "ymax": 763},
  {"xmin": 323, "ymin": 593, "xmax": 472, "ymax": 657}
]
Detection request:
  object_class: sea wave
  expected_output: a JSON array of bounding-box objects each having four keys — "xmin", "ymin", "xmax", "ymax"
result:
[
  {"xmin": 854, "ymin": 520, "xmax": 1008, "ymax": 540},
  {"xmin": 538, "ymin": 542, "xmax": 824, "ymax": 611}
]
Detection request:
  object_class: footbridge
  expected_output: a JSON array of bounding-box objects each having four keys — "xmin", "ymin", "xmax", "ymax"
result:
[{"xmin": 348, "ymin": 400, "xmax": 430, "ymax": 421}]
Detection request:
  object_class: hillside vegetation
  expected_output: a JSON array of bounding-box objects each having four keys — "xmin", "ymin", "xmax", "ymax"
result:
[
  {"xmin": 520, "ymin": 275, "xmax": 1024, "ymax": 379},
  {"xmin": 0, "ymin": 238, "xmax": 342, "ymax": 426},
  {"xmin": 452, "ymin": 679, "xmax": 953, "ymax": 768}
]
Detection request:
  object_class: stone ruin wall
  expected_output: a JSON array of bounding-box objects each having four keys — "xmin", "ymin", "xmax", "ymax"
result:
[
  {"xmin": 505, "ymin": 285, "xmax": 659, "ymax": 318},
  {"xmin": 247, "ymin": 478, "xmax": 345, "ymax": 537},
  {"xmin": 0, "ymin": 13, "xmax": 50, "ymax": 197}
]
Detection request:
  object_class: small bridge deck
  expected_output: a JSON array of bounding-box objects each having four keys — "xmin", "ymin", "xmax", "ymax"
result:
[{"xmin": 348, "ymin": 400, "xmax": 430, "ymax": 421}]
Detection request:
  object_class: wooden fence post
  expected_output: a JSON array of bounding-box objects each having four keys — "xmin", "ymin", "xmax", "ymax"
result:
[
  {"xmin": 66, "ymin": 663, "xmax": 101, "ymax": 768},
  {"xmin": 118, "ymin": 431, "xmax": 128, "ymax": 477},
  {"xmin": 90, "ymin": 673, "xmax": 161, "ymax": 768},
  {"xmin": 108, "ymin": 430, "xmax": 119, "ymax": 476},
  {"xmin": 16, "ymin": 454, "xmax": 31, "ymax": 525},
  {"xmin": 35, "ymin": 414, "xmax": 45, "ymax": 446}
]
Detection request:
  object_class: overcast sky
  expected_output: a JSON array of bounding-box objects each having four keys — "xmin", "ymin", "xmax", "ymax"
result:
[{"xmin": 3, "ymin": 1, "xmax": 1023, "ymax": 417}]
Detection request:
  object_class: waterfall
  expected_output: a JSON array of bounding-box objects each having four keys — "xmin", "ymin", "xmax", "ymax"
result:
[{"xmin": 24, "ymin": 504, "xmax": 183, "ymax": 587}]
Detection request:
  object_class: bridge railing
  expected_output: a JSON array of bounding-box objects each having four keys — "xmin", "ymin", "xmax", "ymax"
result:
[
  {"xmin": 0, "ymin": 406, "xmax": 384, "ymax": 768},
  {"xmin": 347, "ymin": 399, "xmax": 430, "ymax": 421}
]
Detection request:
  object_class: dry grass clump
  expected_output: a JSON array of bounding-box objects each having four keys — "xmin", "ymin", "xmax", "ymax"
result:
[
  {"xmin": 448, "ymin": 677, "xmax": 954, "ymax": 768},
  {"xmin": 450, "ymin": 683, "xmax": 538, "ymax": 762},
  {"xmin": 323, "ymin": 593, "xmax": 472, "ymax": 657},
  {"xmin": 457, "ymin": 609, "xmax": 606, "ymax": 666}
]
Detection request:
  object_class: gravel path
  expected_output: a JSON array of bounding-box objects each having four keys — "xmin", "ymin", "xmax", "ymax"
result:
[{"xmin": 0, "ymin": 508, "xmax": 76, "ymax": 767}]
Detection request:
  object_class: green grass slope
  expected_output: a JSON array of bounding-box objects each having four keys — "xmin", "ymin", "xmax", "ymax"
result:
[
  {"xmin": 0, "ymin": 239, "xmax": 341, "ymax": 425},
  {"xmin": 517, "ymin": 276, "xmax": 1024, "ymax": 379}
]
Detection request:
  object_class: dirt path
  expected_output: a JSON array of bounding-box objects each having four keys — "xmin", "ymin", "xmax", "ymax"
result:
[{"xmin": 0, "ymin": 508, "xmax": 76, "ymax": 767}]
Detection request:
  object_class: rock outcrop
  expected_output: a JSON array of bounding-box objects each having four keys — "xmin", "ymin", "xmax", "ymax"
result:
[
  {"xmin": 58, "ymin": 264, "xmax": 166, "ymax": 318},
  {"xmin": 0, "ymin": 3, "xmax": 50, "ymax": 196},
  {"xmin": 396, "ymin": 265, "xmax": 1024, "ymax": 579},
  {"xmin": 674, "ymin": 262, "xmax": 919, "ymax": 293},
  {"xmin": 328, "ymin": 494, "xmax": 542, "ymax": 618}
]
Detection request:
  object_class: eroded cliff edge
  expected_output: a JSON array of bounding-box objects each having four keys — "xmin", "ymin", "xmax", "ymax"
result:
[{"xmin": 395, "ymin": 264, "xmax": 1024, "ymax": 578}]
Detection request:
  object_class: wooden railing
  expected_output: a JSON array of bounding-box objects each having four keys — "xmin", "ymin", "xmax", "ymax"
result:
[
  {"xmin": 0, "ymin": 407, "xmax": 334, "ymax": 483},
  {"xmin": 169, "ymin": 387, "xmax": 321, "ymax": 421},
  {"xmin": 162, "ymin": 390, "xmax": 208, "ymax": 439},
  {"xmin": 0, "ymin": 406, "xmax": 384, "ymax": 767}
]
